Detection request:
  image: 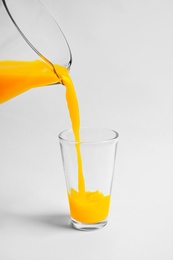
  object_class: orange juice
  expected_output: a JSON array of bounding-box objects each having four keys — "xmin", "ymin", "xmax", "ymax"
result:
[
  {"xmin": 0, "ymin": 59, "xmax": 110, "ymax": 223},
  {"xmin": 0, "ymin": 60, "xmax": 63, "ymax": 104},
  {"xmin": 68, "ymin": 189, "xmax": 110, "ymax": 223}
]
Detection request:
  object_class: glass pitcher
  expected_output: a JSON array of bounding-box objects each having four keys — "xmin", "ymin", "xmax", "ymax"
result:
[{"xmin": 0, "ymin": 0, "xmax": 72, "ymax": 103}]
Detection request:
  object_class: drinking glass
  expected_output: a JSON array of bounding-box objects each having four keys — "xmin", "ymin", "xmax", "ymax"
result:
[{"xmin": 59, "ymin": 128, "xmax": 119, "ymax": 231}]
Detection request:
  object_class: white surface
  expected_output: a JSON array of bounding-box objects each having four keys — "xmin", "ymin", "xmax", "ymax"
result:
[{"xmin": 0, "ymin": 0, "xmax": 173, "ymax": 259}]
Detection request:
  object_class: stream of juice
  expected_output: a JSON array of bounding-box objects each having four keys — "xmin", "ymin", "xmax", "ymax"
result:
[{"xmin": 0, "ymin": 59, "xmax": 110, "ymax": 223}]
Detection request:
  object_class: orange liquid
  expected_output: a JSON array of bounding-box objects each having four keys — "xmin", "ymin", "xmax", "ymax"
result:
[
  {"xmin": 0, "ymin": 60, "xmax": 61, "ymax": 103},
  {"xmin": 68, "ymin": 189, "xmax": 110, "ymax": 223},
  {"xmin": 0, "ymin": 59, "xmax": 110, "ymax": 223}
]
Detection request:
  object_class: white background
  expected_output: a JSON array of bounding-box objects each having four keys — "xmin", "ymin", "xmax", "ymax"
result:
[{"xmin": 0, "ymin": 0, "xmax": 173, "ymax": 259}]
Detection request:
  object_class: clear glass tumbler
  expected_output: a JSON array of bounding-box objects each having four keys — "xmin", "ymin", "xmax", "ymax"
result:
[{"xmin": 59, "ymin": 128, "xmax": 119, "ymax": 231}]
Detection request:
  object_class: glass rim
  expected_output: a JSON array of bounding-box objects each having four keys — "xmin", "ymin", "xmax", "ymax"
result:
[{"xmin": 58, "ymin": 127, "xmax": 119, "ymax": 144}]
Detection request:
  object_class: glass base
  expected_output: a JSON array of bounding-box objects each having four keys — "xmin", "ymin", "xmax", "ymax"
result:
[{"xmin": 71, "ymin": 217, "xmax": 108, "ymax": 231}]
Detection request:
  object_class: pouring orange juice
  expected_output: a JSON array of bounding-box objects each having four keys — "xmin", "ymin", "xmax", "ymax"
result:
[
  {"xmin": 0, "ymin": 59, "xmax": 111, "ymax": 226},
  {"xmin": 0, "ymin": 0, "xmax": 118, "ymax": 230}
]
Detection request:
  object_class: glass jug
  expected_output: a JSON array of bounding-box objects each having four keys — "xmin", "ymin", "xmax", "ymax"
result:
[{"xmin": 0, "ymin": 0, "xmax": 72, "ymax": 103}]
